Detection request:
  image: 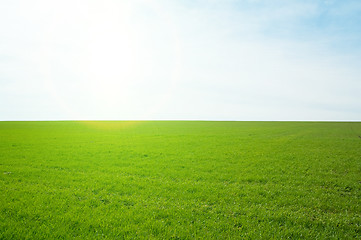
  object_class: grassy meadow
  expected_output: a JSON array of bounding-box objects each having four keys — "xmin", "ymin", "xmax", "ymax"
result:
[{"xmin": 0, "ymin": 121, "xmax": 360, "ymax": 239}]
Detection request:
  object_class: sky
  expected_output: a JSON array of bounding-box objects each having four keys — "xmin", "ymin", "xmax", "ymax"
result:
[{"xmin": 1, "ymin": 0, "xmax": 360, "ymax": 121}]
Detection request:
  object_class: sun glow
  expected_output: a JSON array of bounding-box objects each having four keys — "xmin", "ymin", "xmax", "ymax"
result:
[
  {"xmin": 77, "ymin": 120, "xmax": 143, "ymax": 130},
  {"xmin": 40, "ymin": 0, "xmax": 181, "ymax": 121}
]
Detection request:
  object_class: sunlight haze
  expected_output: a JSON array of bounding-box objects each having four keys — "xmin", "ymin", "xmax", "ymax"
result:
[{"xmin": 1, "ymin": 0, "xmax": 360, "ymax": 120}]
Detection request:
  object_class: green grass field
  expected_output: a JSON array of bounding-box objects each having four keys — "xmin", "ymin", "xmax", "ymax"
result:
[{"xmin": 1, "ymin": 121, "xmax": 360, "ymax": 239}]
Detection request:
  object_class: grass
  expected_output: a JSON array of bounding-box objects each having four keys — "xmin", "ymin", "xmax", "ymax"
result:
[{"xmin": 0, "ymin": 121, "xmax": 360, "ymax": 239}]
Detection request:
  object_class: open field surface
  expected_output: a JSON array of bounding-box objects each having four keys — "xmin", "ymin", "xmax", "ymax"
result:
[{"xmin": 0, "ymin": 121, "xmax": 361, "ymax": 239}]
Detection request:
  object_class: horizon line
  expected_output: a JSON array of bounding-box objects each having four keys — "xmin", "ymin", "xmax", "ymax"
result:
[{"xmin": 0, "ymin": 119, "xmax": 360, "ymax": 122}]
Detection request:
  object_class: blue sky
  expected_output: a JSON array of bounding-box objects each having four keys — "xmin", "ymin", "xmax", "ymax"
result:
[{"xmin": 0, "ymin": 0, "xmax": 360, "ymax": 120}]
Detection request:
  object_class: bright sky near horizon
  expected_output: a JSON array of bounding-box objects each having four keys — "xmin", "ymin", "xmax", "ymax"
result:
[{"xmin": 1, "ymin": 0, "xmax": 360, "ymax": 121}]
